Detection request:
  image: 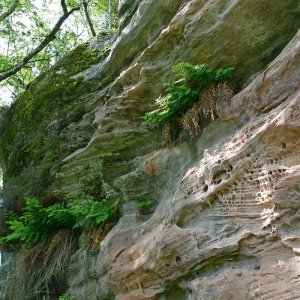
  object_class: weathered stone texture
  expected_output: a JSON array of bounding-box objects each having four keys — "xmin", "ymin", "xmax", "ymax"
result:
[
  {"xmin": 1, "ymin": 0, "xmax": 300, "ymax": 299},
  {"xmin": 50, "ymin": 0, "xmax": 300, "ymax": 202},
  {"xmin": 81, "ymin": 29, "xmax": 300, "ymax": 299}
]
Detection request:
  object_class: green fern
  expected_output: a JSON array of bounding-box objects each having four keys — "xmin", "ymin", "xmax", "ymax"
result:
[
  {"xmin": 72, "ymin": 199, "xmax": 120, "ymax": 229},
  {"xmin": 0, "ymin": 197, "xmax": 120, "ymax": 249},
  {"xmin": 143, "ymin": 63, "xmax": 234, "ymax": 123},
  {"xmin": 143, "ymin": 85, "xmax": 198, "ymax": 123}
]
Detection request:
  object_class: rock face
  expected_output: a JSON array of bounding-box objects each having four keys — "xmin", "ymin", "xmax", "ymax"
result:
[
  {"xmin": 106, "ymin": 31, "xmax": 300, "ymax": 299},
  {"xmin": 0, "ymin": 0, "xmax": 300, "ymax": 299},
  {"xmin": 67, "ymin": 29, "xmax": 300, "ymax": 299}
]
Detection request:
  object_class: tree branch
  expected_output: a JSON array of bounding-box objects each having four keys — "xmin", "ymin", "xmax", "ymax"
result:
[
  {"xmin": 27, "ymin": 55, "xmax": 56, "ymax": 64},
  {"xmin": 82, "ymin": 0, "xmax": 96, "ymax": 37},
  {"xmin": 108, "ymin": 0, "xmax": 111, "ymax": 30},
  {"xmin": 61, "ymin": 0, "xmax": 68, "ymax": 14},
  {"xmin": 0, "ymin": 3, "xmax": 80, "ymax": 82},
  {"xmin": 0, "ymin": 0, "xmax": 19, "ymax": 22}
]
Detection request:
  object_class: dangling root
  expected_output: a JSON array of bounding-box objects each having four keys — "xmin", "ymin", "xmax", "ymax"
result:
[
  {"xmin": 163, "ymin": 120, "xmax": 181, "ymax": 145},
  {"xmin": 5, "ymin": 229, "xmax": 76, "ymax": 299},
  {"xmin": 181, "ymin": 81, "xmax": 234, "ymax": 136}
]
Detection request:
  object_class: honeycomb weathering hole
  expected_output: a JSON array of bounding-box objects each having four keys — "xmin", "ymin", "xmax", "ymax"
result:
[
  {"xmin": 176, "ymin": 256, "xmax": 182, "ymax": 265},
  {"xmin": 212, "ymin": 169, "xmax": 227, "ymax": 184}
]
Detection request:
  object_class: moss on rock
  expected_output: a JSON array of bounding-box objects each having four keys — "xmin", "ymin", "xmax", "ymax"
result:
[{"xmin": 0, "ymin": 40, "xmax": 111, "ymax": 207}]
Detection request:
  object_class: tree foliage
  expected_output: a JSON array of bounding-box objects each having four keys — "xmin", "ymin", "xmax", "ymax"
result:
[{"xmin": 0, "ymin": 0, "xmax": 118, "ymax": 102}]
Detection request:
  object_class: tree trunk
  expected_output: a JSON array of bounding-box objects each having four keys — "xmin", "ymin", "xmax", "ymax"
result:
[
  {"xmin": 108, "ymin": 0, "xmax": 112, "ymax": 30},
  {"xmin": 83, "ymin": 0, "xmax": 96, "ymax": 37}
]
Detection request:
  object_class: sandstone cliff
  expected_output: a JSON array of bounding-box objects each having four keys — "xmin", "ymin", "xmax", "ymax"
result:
[{"xmin": 0, "ymin": 0, "xmax": 300, "ymax": 299}]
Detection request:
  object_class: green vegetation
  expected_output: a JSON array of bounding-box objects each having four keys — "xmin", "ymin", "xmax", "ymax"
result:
[
  {"xmin": 0, "ymin": 0, "xmax": 119, "ymax": 100},
  {"xmin": 0, "ymin": 196, "xmax": 120, "ymax": 249},
  {"xmin": 58, "ymin": 294, "xmax": 75, "ymax": 300},
  {"xmin": 136, "ymin": 198, "xmax": 155, "ymax": 215},
  {"xmin": 143, "ymin": 63, "xmax": 234, "ymax": 123},
  {"xmin": 0, "ymin": 41, "xmax": 111, "ymax": 204},
  {"xmin": 136, "ymin": 198, "xmax": 155, "ymax": 209},
  {"xmin": 0, "ymin": 159, "xmax": 119, "ymax": 298}
]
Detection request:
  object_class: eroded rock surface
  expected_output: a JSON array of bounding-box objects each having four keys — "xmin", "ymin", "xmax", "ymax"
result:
[
  {"xmin": 44, "ymin": 0, "xmax": 300, "ymax": 202},
  {"xmin": 67, "ymin": 29, "xmax": 300, "ymax": 299},
  {"xmin": 0, "ymin": 0, "xmax": 300, "ymax": 299}
]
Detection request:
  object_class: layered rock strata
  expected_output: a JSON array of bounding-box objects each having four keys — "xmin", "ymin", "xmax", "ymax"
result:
[
  {"xmin": 0, "ymin": 0, "xmax": 300, "ymax": 299},
  {"xmin": 68, "ymin": 29, "xmax": 300, "ymax": 299}
]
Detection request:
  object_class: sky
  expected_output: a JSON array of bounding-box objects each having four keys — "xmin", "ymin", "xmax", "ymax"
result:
[{"xmin": 0, "ymin": 88, "xmax": 12, "ymax": 105}]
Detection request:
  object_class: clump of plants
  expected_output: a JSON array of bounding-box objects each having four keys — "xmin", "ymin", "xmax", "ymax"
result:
[
  {"xmin": 58, "ymin": 294, "xmax": 75, "ymax": 300},
  {"xmin": 1, "ymin": 194, "xmax": 120, "ymax": 297},
  {"xmin": 143, "ymin": 63, "xmax": 235, "ymax": 139},
  {"xmin": 136, "ymin": 198, "xmax": 155, "ymax": 215},
  {"xmin": 0, "ymin": 196, "xmax": 120, "ymax": 249}
]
